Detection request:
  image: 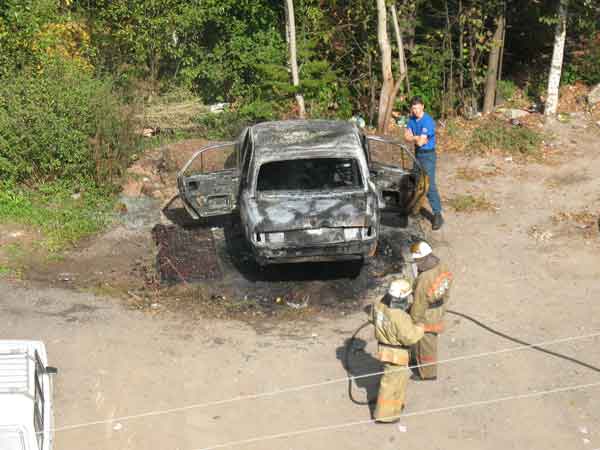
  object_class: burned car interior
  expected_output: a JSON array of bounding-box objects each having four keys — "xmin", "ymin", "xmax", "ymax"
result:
[
  {"xmin": 176, "ymin": 120, "xmax": 427, "ymax": 265},
  {"xmin": 257, "ymin": 158, "xmax": 363, "ymax": 192}
]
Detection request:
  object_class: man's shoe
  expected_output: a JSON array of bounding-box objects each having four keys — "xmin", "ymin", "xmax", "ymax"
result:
[{"xmin": 432, "ymin": 213, "xmax": 444, "ymax": 230}]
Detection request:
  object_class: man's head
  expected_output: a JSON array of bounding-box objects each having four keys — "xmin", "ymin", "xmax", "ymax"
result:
[
  {"xmin": 410, "ymin": 96, "xmax": 425, "ymax": 119},
  {"xmin": 387, "ymin": 278, "xmax": 413, "ymax": 310},
  {"xmin": 410, "ymin": 240, "xmax": 439, "ymax": 272}
]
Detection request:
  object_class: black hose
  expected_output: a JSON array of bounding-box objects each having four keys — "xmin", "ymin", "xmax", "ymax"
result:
[
  {"xmin": 344, "ymin": 321, "xmax": 374, "ymax": 405},
  {"xmin": 344, "ymin": 309, "xmax": 600, "ymax": 404},
  {"xmin": 446, "ymin": 309, "xmax": 600, "ymax": 373}
]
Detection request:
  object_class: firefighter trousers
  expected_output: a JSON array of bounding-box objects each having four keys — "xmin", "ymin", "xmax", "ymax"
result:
[
  {"xmin": 413, "ymin": 332, "xmax": 438, "ymax": 379},
  {"xmin": 374, "ymin": 362, "xmax": 408, "ymax": 422}
]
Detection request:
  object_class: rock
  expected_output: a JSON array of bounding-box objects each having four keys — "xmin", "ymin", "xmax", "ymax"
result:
[
  {"xmin": 71, "ymin": 192, "xmax": 81, "ymax": 200},
  {"xmin": 503, "ymin": 109, "xmax": 529, "ymax": 119},
  {"xmin": 587, "ymin": 83, "xmax": 600, "ymax": 105}
]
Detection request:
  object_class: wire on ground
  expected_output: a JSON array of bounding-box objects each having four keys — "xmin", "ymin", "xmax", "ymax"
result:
[{"xmin": 51, "ymin": 330, "xmax": 600, "ymax": 433}]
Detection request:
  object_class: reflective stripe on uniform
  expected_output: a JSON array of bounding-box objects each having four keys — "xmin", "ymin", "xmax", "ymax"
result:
[
  {"xmin": 427, "ymin": 271, "xmax": 453, "ymax": 297},
  {"xmin": 423, "ymin": 323, "xmax": 444, "ymax": 333}
]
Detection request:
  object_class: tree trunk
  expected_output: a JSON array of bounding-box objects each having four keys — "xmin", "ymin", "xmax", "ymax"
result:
[
  {"xmin": 284, "ymin": 0, "xmax": 306, "ymax": 118},
  {"xmin": 545, "ymin": 0, "xmax": 569, "ymax": 117},
  {"xmin": 445, "ymin": 0, "xmax": 454, "ymax": 115},
  {"xmin": 483, "ymin": 14, "xmax": 505, "ymax": 114},
  {"xmin": 377, "ymin": 0, "xmax": 394, "ymax": 133},
  {"xmin": 458, "ymin": 0, "xmax": 465, "ymax": 108},
  {"xmin": 380, "ymin": 4, "xmax": 408, "ymax": 131},
  {"xmin": 368, "ymin": 53, "xmax": 377, "ymax": 127}
]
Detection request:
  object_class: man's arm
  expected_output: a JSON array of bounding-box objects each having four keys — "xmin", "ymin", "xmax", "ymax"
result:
[
  {"xmin": 404, "ymin": 127, "xmax": 415, "ymax": 143},
  {"xmin": 414, "ymin": 134, "xmax": 428, "ymax": 147}
]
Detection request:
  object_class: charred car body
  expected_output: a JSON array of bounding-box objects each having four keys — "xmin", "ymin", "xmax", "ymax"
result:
[{"xmin": 177, "ymin": 120, "xmax": 427, "ymax": 265}]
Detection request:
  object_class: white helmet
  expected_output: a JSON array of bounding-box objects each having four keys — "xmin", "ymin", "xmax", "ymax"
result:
[
  {"xmin": 410, "ymin": 241, "xmax": 432, "ymax": 260},
  {"xmin": 388, "ymin": 279, "xmax": 412, "ymax": 299}
]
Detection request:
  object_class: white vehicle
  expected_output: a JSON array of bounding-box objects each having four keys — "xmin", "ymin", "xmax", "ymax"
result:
[{"xmin": 0, "ymin": 341, "xmax": 57, "ymax": 450}]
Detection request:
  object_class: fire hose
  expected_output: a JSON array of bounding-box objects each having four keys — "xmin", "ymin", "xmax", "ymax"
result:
[{"xmin": 344, "ymin": 310, "xmax": 600, "ymax": 405}]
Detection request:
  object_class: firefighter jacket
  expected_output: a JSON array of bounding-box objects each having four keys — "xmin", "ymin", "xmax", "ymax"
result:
[
  {"xmin": 372, "ymin": 300, "xmax": 424, "ymax": 365},
  {"xmin": 410, "ymin": 262, "xmax": 452, "ymax": 334}
]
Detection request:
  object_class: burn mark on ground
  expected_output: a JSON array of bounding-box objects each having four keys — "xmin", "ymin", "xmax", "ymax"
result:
[
  {"xmin": 152, "ymin": 224, "xmax": 222, "ymax": 284},
  {"xmin": 151, "ymin": 210, "xmax": 426, "ymax": 313}
]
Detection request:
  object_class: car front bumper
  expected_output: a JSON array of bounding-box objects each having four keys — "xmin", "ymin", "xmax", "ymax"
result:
[{"xmin": 251, "ymin": 239, "xmax": 377, "ymax": 265}]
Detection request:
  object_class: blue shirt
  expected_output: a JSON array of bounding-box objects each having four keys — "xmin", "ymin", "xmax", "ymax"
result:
[{"xmin": 407, "ymin": 112, "xmax": 436, "ymax": 151}]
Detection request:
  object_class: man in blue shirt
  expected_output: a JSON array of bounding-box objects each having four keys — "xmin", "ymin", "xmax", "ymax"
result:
[{"xmin": 404, "ymin": 96, "xmax": 444, "ymax": 230}]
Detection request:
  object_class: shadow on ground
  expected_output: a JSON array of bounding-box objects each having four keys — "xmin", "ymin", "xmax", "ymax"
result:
[{"xmin": 336, "ymin": 336, "xmax": 382, "ymax": 417}]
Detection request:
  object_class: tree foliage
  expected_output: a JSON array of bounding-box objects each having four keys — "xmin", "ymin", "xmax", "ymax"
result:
[{"xmin": 0, "ymin": 0, "xmax": 599, "ymax": 185}]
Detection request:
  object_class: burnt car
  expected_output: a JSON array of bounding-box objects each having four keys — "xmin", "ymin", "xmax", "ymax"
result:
[{"xmin": 177, "ymin": 120, "xmax": 427, "ymax": 265}]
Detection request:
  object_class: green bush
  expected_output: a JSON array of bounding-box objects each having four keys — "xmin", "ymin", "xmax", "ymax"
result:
[
  {"xmin": 497, "ymin": 79, "xmax": 517, "ymax": 103},
  {"xmin": 0, "ymin": 57, "xmax": 138, "ymax": 185},
  {"xmin": 471, "ymin": 120, "xmax": 543, "ymax": 156},
  {"xmin": 564, "ymin": 45, "xmax": 600, "ymax": 86},
  {"xmin": 194, "ymin": 109, "xmax": 252, "ymax": 140}
]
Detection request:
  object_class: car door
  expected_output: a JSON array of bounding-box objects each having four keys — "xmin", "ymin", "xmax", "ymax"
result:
[
  {"xmin": 364, "ymin": 135, "xmax": 428, "ymax": 215},
  {"xmin": 177, "ymin": 141, "xmax": 240, "ymax": 219}
]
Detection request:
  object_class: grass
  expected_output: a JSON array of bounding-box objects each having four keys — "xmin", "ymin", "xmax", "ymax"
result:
[
  {"xmin": 0, "ymin": 181, "xmax": 115, "ymax": 251},
  {"xmin": 0, "ymin": 265, "xmax": 11, "ymax": 277},
  {"xmin": 470, "ymin": 120, "xmax": 544, "ymax": 158},
  {"xmin": 455, "ymin": 165, "xmax": 502, "ymax": 182},
  {"xmin": 446, "ymin": 194, "xmax": 495, "ymax": 213},
  {"xmin": 3, "ymin": 243, "xmax": 25, "ymax": 258}
]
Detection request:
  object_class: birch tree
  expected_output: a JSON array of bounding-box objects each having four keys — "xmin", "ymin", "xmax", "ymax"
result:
[
  {"xmin": 377, "ymin": 0, "xmax": 408, "ymax": 134},
  {"xmin": 544, "ymin": 0, "xmax": 569, "ymax": 117},
  {"xmin": 284, "ymin": 0, "xmax": 306, "ymax": 118}
]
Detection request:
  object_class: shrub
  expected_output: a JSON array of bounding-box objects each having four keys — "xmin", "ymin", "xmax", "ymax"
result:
[
  {"xmin": 497, "ymin": 79, "xmax": 517, "ymax": 103},
  {"xmin": 471, "ymin": 120, "xmax": 543, "ymax": 157},
  {"xmin": 194, "ymin": 109, "xmax": 252, "ymax": 140},
  {"xmin": 0, "ymin": 57, "xmax": 138, "ymax": 185}
]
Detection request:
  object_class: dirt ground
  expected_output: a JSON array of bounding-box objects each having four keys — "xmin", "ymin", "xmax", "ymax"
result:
[{"xmin": 1, "ymin": 115, "xmax": 600, "ymax": 450}]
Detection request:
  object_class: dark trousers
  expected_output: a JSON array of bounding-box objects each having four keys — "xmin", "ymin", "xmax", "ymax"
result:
[{"xmin": 416, "ymin": 151, "xmax": 442, "ymax": 214}]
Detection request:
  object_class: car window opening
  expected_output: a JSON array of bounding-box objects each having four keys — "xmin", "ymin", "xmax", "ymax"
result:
[{"xmin": 257, "ymin": 158, "xmax": 363, "ymax": 192}]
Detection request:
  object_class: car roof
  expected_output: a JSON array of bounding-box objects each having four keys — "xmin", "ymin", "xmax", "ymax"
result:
[{"xmin": 250, "ymin": 120, "xmax": 362, "ymax": 160}]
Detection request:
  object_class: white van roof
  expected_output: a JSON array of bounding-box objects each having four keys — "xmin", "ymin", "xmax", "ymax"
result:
[{"xmin": 0, "ymin": 340, "xmax": 49, "ymax": 450}]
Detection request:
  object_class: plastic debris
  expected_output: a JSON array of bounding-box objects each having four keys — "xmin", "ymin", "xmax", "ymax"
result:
[
  {"xmin": 397, "ymin": 423, "xmax": 407, "ymax": 433},
  {"xmin": 113, "ymin": 423, "xmax": 123, "ymax": 431}
]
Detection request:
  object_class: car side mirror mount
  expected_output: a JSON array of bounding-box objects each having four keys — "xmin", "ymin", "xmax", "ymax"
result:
[{"xmin": 45, "ymin": 366, "xmax": 58, "ymax": 375}]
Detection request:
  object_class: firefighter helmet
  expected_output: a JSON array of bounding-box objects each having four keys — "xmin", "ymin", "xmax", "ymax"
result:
[{"xmin": 410, "ymin": 241, "xmax": 433, "ymax": 260}]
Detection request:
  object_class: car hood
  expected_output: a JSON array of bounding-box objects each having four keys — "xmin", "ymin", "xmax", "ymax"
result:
[{"xmin": 249, "ymin": 192, "xmax": 374, "ymax": 232}]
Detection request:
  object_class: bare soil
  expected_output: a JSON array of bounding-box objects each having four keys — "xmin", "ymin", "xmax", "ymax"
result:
[{"xmin": 1, "ymin": 113, "xmax": 599, "ymax": 450}]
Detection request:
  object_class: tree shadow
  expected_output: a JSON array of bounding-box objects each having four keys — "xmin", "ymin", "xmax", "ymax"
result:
[{"xmin": 336, "ymin": 335, "xmax": 382, "ymax": 418}]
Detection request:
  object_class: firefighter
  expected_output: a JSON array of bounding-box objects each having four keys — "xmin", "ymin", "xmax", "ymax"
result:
[
  {"xmin": 372, "ymin": 278, "xmax": 425, "ymax": 423},
  {"xmin": 409, "ymin": 241, "xmax": 453, "ymax": 380}
]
